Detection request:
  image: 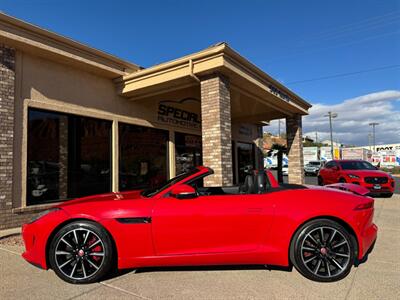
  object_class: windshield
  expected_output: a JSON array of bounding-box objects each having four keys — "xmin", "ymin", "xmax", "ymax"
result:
[
  {"xmin": 308, "ymin": 161, "xmax": 320, "ymax": 166},
  {"xmin": 141, "ymin": 168, "xmax": 200, "ymax": 197},
  {"xmin": 339, "ymin": 161, "xmax": 376, "ymax": 170}
]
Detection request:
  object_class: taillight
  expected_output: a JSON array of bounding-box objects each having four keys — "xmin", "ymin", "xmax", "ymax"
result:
[{"xmin": 354, "ymin": 201, "xmax": 374, "ymax": 210}]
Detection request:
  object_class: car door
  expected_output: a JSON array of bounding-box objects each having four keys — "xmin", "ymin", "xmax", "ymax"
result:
[
  {"xmin": 319, "ymin": 162, "xmax": 331, "ymax": 184},
  {"xmin": 152, "ymin": 192, "xmax": 268, "ymax": 256},
  {"xmin": 330, "ymin": 162, "xmax": 341, "ymax": 183}
]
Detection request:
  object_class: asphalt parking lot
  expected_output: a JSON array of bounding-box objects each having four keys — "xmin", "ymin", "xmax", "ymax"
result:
[{"xmin": 1, "ymin": 194, "xmax": 399, "ymax": 300}]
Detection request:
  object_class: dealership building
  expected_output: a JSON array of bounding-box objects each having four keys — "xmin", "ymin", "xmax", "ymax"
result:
[{"xmin": 0, "ymin": 13, "xmax": 311, "ymax": 229}]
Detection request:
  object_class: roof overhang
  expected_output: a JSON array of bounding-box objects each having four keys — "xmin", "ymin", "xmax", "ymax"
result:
[
  {"xmin": 0, "ymin": 12, "xmax": 140, "ymax": 78},
  {"xmin": 115, "ymin": 43, "xmax": 312, "ymax": 116}
]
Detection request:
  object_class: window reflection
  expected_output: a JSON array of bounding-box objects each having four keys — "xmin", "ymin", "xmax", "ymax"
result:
[
  {"xmin": 119, "ymin": 123, "xmax": 168, "ymax": 191},
  {"xmin": 27, "ymin": 109, "xmax": 112, "ymax": 205},
  {"xmin": 175, "ymin": 132, "xmax": 202, "ymax": 174}
]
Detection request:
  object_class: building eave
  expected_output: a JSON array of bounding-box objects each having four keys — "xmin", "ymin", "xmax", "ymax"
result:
[{"xmin": 116, "ymin": 43, "xmax": 311, "ymax": 115}]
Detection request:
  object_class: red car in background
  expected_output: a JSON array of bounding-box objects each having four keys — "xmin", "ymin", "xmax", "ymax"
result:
[
  {"xmin": 318, "ymin": 160, "xmax": 395, "ymax": 197},
  {"xmin": 22, "ymin": 166, "xmax": 377, "ymax": 284}
]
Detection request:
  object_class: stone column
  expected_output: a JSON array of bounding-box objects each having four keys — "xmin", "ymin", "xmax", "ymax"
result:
[
  {"xmin": 286, "ymin": 114, "xmax": 305, "ymax": 184},
  {"xmin": 0, "ymin": 44, "xmax": 16, "ymax": 229},
  {"xmin": 255, "ymin": 125, "xmax": 264, "ymax": 170},
  {"xmin": 200, "ymin": 73, "xmax": 233, "ymax": 186}
]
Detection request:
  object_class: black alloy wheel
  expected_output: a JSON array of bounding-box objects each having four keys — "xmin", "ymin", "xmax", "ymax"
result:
[
  {"xmin": 290, "ymin": 219, "xmax": 356, "ymax": 282},
  {"xmin": 49, "ymin": 221, "xmax": 113, "ymax": 284}
]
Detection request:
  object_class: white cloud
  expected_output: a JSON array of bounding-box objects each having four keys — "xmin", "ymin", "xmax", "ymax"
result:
[{"xmin": 264, "ymin": 90, "xmax": 400, "ymax": 146}]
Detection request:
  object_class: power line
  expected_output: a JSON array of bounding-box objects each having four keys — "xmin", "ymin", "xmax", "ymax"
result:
[
  {"xmin": 264, "ymin": 29, "xmax": 400, "ymax": 64},
  {"xmin": 270, "ymin": 11, "xmax": 400, "ymax": 52},
  {"xmin": 287, "ymin": 64, "xmax": 400, "ymax": 85},
  {"xmin": 295, "ymin": 11, "xmax": 400, "ymax": 44}
]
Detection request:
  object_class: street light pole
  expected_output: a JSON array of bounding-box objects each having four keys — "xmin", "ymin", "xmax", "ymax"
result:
[
  {"xmin": 324, "ymin": 112, "xmax": 338, "ymax": 159},
  {"xmin": 369, "ymin": 122, "xmax": 379, "ymax": 152}
]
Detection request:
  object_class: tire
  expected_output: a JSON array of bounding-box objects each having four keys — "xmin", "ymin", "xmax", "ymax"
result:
[
  {"xmin": 49, "ymin": 220, "xmax": 114, "ymax": 284},
  {"xmin": 339, "ymin": 178, "xmax": 346, "ymax": 183},
  {"xmin": 318, "ymin": 176, "xmax": 324, "ymax": 186},
  {"xmin": 383, "ymin": 193, "xmax": 393, "ymax": 198},
  {"xmin": 290, "ymin": 219, "xmax": 356, "ymax": 282}
]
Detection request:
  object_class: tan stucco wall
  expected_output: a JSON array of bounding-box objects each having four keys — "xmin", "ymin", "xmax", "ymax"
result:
[
  {"xmin": 13, "ymin": 51, "xmax": 263, "ymax": 209},
  {"xmin": 13, "ymin": 52, "xmax": 203, "ymax": 209}
]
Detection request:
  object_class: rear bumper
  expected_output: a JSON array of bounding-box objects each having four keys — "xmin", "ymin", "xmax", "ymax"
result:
[{"xmin": 358, "ymin": 222, "xmax": 378, "ymax": 260}]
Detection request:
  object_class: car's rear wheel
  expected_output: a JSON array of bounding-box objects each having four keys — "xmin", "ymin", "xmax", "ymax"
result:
[
  {"xmin": 49, "ymin": 221, "xmax": 113, "ymax": 284},
  {"xmin": 339, "ymin": 178, "xmax": 346, "ymax": 183},
  {"xmin": 290, "ymin": 219, "xmax": 356, "ymax": 282},
  {"xmin": 318, "ymin": 176, "xmax": 324, "ymax": 186}
]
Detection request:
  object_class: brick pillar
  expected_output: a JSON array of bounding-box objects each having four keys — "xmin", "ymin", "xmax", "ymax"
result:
[
  {"xmin": 200, "ymin": 73, "xmax": 233, "ymax": 186},
  {"xmin": 286, "ymin": 114, "xmax": 305, "ymax": 184},
  {"xmin": 255, "ymin": 125, "xmax": 264, "ymax": 170},
  {"xmin": 0, "ymin": 44, "xmax": 16, "ymax": 229}
]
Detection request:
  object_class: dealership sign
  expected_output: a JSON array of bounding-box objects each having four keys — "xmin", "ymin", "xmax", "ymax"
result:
[{"xmin": 157, "ymin": 98, "xmax": 201, "ymax": 129}]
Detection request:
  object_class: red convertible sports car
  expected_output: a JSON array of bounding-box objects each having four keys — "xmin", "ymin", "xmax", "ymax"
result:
[
  {"xmin": 318, "ymin": 160, "xmax": 395, "ymax": 197},
  {"xmin": 22, "ymin": 166, "xmax": 377, "ymax": 284}
]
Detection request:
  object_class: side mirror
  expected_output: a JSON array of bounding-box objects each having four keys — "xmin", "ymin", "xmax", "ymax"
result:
[{"xmin": 170, "ymin": 184, "xmax": 197, "ymax": 200}]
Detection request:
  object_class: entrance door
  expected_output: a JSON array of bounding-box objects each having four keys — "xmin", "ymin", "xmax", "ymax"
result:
[{"xmin": 237, "ymin": 142, "xmax": 255, "ymax": 184}]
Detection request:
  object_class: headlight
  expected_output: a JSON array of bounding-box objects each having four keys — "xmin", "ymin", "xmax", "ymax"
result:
[
  {"xmin": 29, "ymin": 207, "xmax": 61, "ymax": 223},
  {"xmin": 348, "ymin": 174, "xmax": 360, "ymax": 179}
]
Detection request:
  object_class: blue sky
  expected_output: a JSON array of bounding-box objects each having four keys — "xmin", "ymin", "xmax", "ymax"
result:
[{"xmin": 1, "ymin": 0, "xmax": 400, "ymax": 145}]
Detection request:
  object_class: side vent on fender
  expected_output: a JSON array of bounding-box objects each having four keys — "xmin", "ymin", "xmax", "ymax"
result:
[{"xmin": 116, "ymin": 217, "xmax": 152, "ymax": 224}]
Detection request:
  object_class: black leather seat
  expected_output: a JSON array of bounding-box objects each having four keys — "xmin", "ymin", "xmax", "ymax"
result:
[
  {"xmin": 240, "ymin": 174, "xmax": 256, "ymax": 194},
  {"xmin": 240, "ymin": 171, "xmax": 271, "ymax": 194},
  {"xmin": 255, "ymin": 172, "xmax": 269, "ymax": 194}
]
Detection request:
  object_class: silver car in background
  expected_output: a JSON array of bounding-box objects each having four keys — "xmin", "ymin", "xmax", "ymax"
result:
[{"xmin": 304, "ymin": 160, "xmax": 323, "ymax": 176}]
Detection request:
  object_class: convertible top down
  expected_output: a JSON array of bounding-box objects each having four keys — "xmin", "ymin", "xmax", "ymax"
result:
[{"xmin": 22, "ymin": 166, "xmax": 377, "ymax": 283}]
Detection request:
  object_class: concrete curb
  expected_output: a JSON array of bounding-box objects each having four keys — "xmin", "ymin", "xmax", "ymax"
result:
[{"xmin": 0, "ymin": 227, "xmax": 21, "ymax": 239}]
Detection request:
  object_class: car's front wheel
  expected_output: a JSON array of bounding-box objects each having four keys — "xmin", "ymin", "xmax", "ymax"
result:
[
  {"xmin": 49, "ymin": 220, "xmax": 114, "ymax": 284},
  {"xmin": 317, "ymin": 176, "xmax": 324, "ymax": 186},
  {"xmin": 290, "ymin": 219, "xmax": 356, "ymax": 282}
]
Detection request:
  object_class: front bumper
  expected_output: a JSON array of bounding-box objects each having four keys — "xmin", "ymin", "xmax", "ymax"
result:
[
  {"xmin": 21, "ymin": 209, "xmax": 69, "ymax": 269},
  {"xmin": 346, "ymin": 179, "xmax": 395, "ymax": 195}
]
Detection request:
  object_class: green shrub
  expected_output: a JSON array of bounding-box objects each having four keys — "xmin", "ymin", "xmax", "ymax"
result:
[{"xmin": 380, "ymin": 167, "xmax": 400, "ymax": 174}]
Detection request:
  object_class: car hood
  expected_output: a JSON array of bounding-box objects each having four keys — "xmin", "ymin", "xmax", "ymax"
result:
[
  {"xmin": 342, "ymin": 170, "xmax": 390, "ymax": 177},
  {"xmin": 56, "ymin": 190, "xmax": 144, "ymax": 208}
]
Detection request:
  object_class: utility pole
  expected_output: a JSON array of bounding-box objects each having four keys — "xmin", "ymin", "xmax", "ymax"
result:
[
  {"xmin": 315, "ymin": 131, "xmax": 318, "ymax": 144},
  {"xmin": 324, "ymin": 112, "xmax": 338, "ymax": 159},
  {"xmin": 369, "ymin": 122, "xmax": 379, "ymax": 152},
  {"xmin": 368, "ymin": 133, "xmax": 372, "ymax": 151}
]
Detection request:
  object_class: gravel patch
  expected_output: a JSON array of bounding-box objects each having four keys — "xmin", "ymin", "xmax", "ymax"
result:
[{"xmin": 0, "ymin": 234, "xmax": 24, "ymax": 247}]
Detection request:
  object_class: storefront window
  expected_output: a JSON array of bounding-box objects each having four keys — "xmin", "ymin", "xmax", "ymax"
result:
[
  {"xmin": 237, "ymin": 142, "xmax": 255, "ymax": 184},
  {"xmin": 119, "ymin": 123, "xmax": 168, "ymax": 191},
  {"xmin": 27, "ymin": 109, "xmax": 112, "ymax": 206},
  {"xmin": 175, "ymin": 132, "xmax": 202, "ymax": 174}
]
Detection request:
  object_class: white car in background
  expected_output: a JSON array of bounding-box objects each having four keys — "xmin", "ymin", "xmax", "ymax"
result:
[
  {"xmin": 282, "ymin": 165, "xmax": 288, "ymax": 176},
  {"xmin": 304, "ymin": 160, "xmax": 323, "ymax": 176}
]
